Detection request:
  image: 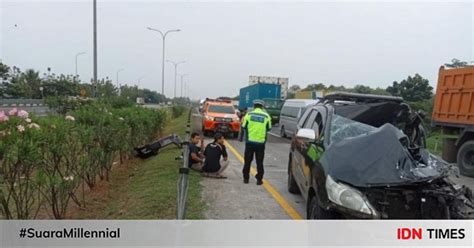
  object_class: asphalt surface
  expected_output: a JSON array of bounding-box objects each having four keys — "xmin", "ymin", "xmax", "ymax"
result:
[
  {"xmin": 191, "ymin": 112, "xmax": 474, "ymax": 220},
  {"xmin": 191, "ymin": 112, "xmax": 306, "ymax": 219}
]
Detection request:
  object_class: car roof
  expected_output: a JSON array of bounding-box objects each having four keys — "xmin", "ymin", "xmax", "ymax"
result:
[
  {"xmin": 323, "ymin": 92, "xmax": 404, "ymax": 103},
  {"xmin": 283, "ymin": 99, "xmax": 319, "ymax": 106}
]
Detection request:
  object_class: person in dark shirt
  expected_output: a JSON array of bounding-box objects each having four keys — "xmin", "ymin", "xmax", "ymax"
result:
[
  {"xmin": 189, "ymin": 132, "xmax": 205, "ymax": 171},
  {"xmin": 238, "ymin": 107, "xmax": 248, "ymax": 142},
  {"xmin": 202, "ymin": 133, "xmax": 229, "ymax": 178}
]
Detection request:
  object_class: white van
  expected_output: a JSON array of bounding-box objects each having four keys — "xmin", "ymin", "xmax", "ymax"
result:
[{"xmin": 279, "ymin": 99, "xmax": 318, "ymax": 138}]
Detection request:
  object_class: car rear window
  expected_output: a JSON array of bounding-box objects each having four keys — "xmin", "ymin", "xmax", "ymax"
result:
[{"xmin": 208, "ymin": 105, "xmax": 235, "ymax": 114}]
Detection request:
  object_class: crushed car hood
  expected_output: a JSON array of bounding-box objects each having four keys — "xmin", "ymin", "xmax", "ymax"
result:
[{"xmin": 324, "ymin": 124, "xmax": 446, "ymax": 187}]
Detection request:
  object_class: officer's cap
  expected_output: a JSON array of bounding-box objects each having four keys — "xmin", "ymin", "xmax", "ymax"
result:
[{"xmin": 253, "ymin": 99, "xmax": 264, "ymax": 106}]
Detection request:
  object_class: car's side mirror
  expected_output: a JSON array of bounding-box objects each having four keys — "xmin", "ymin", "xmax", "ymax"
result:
[{"xmin": 296, "ymin": 128, "xmax": 316, "ymax": 141}]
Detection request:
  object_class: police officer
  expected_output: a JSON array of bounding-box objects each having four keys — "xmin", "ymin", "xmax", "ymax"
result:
[{"xmin": 241, "ymin": 99, "xmax": 272, "ymax": 185}]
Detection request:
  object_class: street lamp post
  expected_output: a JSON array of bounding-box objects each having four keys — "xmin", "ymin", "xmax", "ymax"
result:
[
  {"xmin": 167, "ymin": 60, "xmax": 185, "ymax": 98},
  {"xmin": 178, "ymin": 74, "xmax": 187, "ymax": 98},
  {"xmin": 116, "ymin": 68, "xmax": 124, "ymax": 95},
  {"xmin": 147, "ymin": 27, "xmax": 181, "ymax": 97},
  {"xmin": 184, "ymin": 81, "xmax": 187, "ymax": 98},
  {"xmin": 93, "ymin": 0, "xmax": 97, "ymax": 97},
  {"xmin": 75, "ymin": 52, "xmax": 86, "ymax": 77}
]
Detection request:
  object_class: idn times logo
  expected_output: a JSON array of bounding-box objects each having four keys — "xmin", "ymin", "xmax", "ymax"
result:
[{"xmin": 397, "ymin": 228, "xmax": 466, "ymax": 240}]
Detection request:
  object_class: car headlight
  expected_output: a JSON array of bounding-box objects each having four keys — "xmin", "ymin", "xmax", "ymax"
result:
[
  {"xmin": 326, "ymin": 175, "xmax": 377, "ymax": 216},
  {"xmin": 233, "ymin": 117, "xmax": 240, "ymax": 122},
  {"xmin": 205, "ymin": 115, "xmax": 214, "ymax": 121}
]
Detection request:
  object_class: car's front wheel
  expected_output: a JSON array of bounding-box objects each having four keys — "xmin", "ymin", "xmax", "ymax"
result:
[
  {"xmin": 287, "ymin": 155, "xmax": 300, "ymax": 194},
  {"xmin": 203, "ymin": 130, "xmax": 211, "ymax": 137},
  {"xmin": 307, "ymin": 193, "xmax": 338, "ymax": 219},
  {"xmin": 232, "ymin": 132, "xmax": 239, "ymax": 139},
  {"xmin": 280, "ymin": 126, "xmax": 286, "ymax": 138}
]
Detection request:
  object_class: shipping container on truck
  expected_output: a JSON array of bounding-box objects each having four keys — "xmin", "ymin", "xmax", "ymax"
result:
[
  {"xmin": 432, "ymin": 65, "xmax": 474, "ymax": 176},
  {"xmin": 249, "ymin": 76, "xmax": 289, "ymax": 99},
  {"xmin": 239, "ymin": 83, "xmax": 282, "ymax": 124},
  {"xmin": 239, "ymin": 83, "xmax": 281, "ymax": 109}
]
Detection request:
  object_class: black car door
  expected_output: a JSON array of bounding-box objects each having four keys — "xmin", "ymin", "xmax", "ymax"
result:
[
  {"xmin": 301, "ymin": 107, "xmax": 327, "ymax": 195},
  {"xmin": 293, "ymin": 109, "xmax": 318, "ymax": 197}
]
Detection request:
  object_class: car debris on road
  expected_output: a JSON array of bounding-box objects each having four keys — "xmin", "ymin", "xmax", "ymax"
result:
[{"xmin": 134, "ymin": 134, "xmax": 182, "ymax": 159}]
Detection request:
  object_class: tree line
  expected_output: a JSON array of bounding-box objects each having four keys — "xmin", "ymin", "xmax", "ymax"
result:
[
  {"xmin": 0, "ymin": 62, "xmax": 190, "ymax": 104},
  {"xmin": 287, "ymin": 73, "xmax": 433, "ymax": 102},
  {"xmin": 287, "ymin": 58, "xmax": 470, "ymax": 102}
]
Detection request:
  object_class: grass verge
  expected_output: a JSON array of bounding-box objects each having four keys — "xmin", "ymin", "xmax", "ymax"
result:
[{"xmin": 72, "ymin": 109, "xmax": 205, "ymax": 219}]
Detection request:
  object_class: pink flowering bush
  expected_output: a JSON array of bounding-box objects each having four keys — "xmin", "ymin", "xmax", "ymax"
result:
[
  {"xmin": 17, "ymin": 110, "xmax": 29, "ymax": 119},
  {"xmin": 0, "ymin": 104, "xmax": 167, "ymax": 219},
  {"xmin": 0, "ymin": 109, "xmax": 43, "ymax": 219},
  {"xmin": 0, "ymin": 111, "xmax": 9, "ymax": 122},
  {"xmin": 8, "ymin": 108, "xmax": 18, "ymax": 116},
  {"xmin": 34, "ymin": 116, "xmax": 82, "ymax": 219}
]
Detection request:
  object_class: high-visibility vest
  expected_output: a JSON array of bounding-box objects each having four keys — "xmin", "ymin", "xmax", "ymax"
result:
[{"xmin": 242, "ymin": 108, "xmax": 271, "ymax": 144}]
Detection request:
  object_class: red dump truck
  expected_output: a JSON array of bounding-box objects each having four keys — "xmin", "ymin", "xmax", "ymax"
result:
[{"xmin": 432, "ymin": 66, "xmax": 474, "ymax": 176}]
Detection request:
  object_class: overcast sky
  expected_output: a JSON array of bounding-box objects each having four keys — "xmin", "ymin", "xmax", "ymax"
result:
[{"xmin": 1, "ymin": 0, "xmax": 473, "ymax": 99}]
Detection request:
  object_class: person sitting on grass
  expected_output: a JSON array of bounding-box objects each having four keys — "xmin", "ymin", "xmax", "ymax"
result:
[
  {"xmin": 189, "ymin": 132, "xmax": 205, "ymax": 171},
  {"xmin": 202, "ymin": 133, "xmax": 229, "ymax": 178}
]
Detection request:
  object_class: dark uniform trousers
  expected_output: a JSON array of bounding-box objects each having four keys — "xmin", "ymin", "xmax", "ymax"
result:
[{"xmin": 242, "ymin": 142, "xmax": 265, "ymax": 180}]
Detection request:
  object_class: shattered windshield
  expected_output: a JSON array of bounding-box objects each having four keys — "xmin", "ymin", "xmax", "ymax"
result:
[
  {"xmin": 325, "ymin": 115, "xmax": 450, "ymax": 187},
  {"xmin": 330, "ymin": 114, "xmax": 376, "ymax": 144}
]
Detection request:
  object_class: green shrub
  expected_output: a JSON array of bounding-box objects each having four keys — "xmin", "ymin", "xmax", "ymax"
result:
[
  {"xmin": 44, "ymin": 96, "xmax": 93, "ymax": 114},
  {"xmin": 409, "ymin": 98, "xmax": 436, "ymax": 132},
  {"xmin": 0, "ymin": 110, "xmax": 43, "ymax": 219},
  {"xmin": 171, "ymin": 105, "xmax": 186, "ymax": 118},
  {"xmin": 98, "ymin": 96, "xmax": 135, "ymax": 109},
  {"xmin": 0, "ymin": 103, "xmax": 167, "ymax": 219}
]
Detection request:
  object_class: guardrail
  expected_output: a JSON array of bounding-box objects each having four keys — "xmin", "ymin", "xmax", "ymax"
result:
[
  {"xmin": 176, "ymin": 108, "xmax": 192, "ymax": 219},
  {"xmin": 0, "ymin": 99, "xmax": 45, "ymax": 107}
]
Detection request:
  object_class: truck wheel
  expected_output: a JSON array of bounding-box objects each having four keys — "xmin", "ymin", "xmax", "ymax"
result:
[
  {"xmin": 457, "ymin": 141, "xmax": 474, "ymax": 177},
  {"xmin": 232, "ymin": 132, "xmax": 239, "ymax": 139},
  {"xmin": 288, "ymin": 155, "xmax": 300, "ymax": 194},
  {"xmin": 280, "ymin": 126, "xmax": 286, "ymax": 138}
]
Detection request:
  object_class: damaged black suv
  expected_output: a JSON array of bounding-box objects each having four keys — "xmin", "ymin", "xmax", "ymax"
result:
[{"xmin": 288, "ymin": 92, "xmax": 473, "ymax": 219}]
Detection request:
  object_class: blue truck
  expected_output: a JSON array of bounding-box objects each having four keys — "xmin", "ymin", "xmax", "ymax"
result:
[{"xmin": 239, "ymin": 83, "xmax": 283, "ymax": 125}]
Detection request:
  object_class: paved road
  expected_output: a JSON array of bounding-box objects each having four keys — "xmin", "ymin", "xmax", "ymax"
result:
[
  {"xmin": 191, "ymin": 113, "xmax": 305, "ymax": 219},
  {"xmin": 191, "ymin": 113, "xmax": 474, "ymax": 219}
]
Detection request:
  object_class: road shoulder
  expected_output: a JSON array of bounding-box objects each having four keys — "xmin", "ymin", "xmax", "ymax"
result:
[{"xmin": 200, "ymin": 138, "xmax": 290, "ymax": 219}]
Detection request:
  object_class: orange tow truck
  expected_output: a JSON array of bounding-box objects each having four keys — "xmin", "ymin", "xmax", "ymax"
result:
[{"xmin": 201, "ymin": 98, "xmax": 241, "ymax": 138}]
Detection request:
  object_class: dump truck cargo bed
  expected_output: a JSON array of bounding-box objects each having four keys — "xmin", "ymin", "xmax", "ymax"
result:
[{"xmin": 432, "ymin": 66, "xmax": 474, "ymax": 128}]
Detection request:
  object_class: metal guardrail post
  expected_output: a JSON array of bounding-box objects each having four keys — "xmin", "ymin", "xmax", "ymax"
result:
[{"xmin": 176, "ymin": 108, "xmax": 193, "ymax": 219}]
